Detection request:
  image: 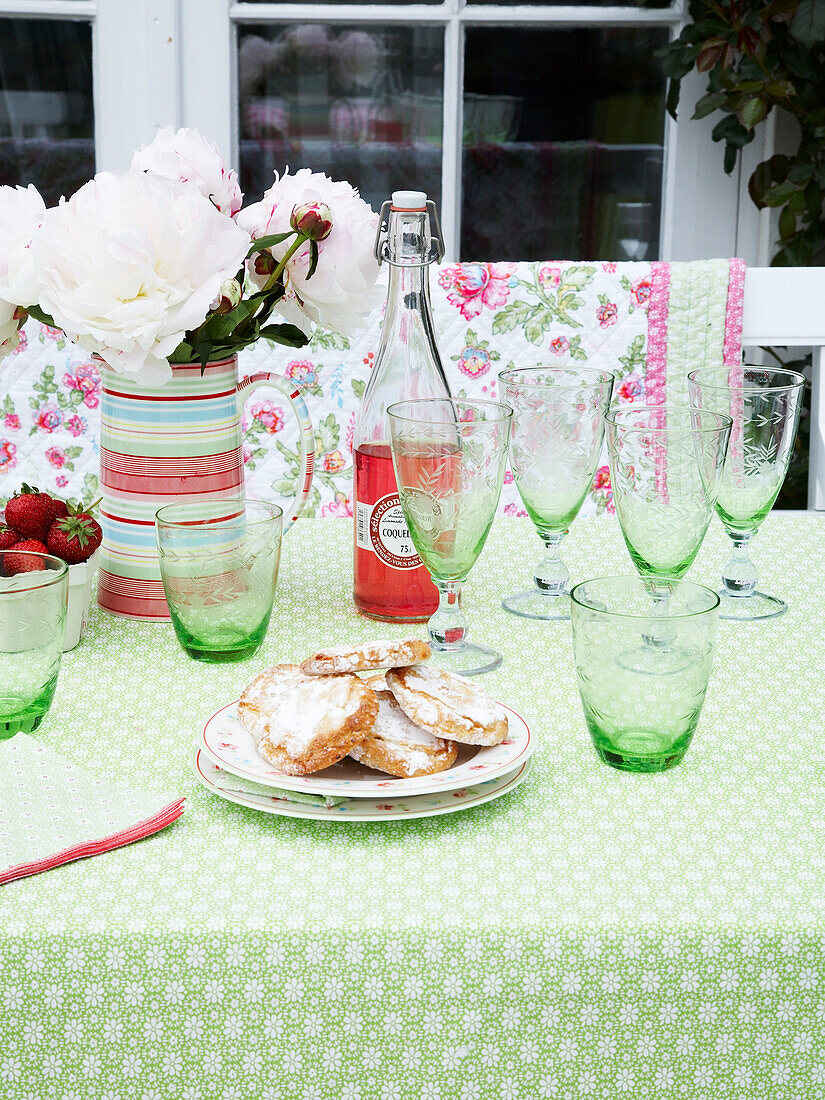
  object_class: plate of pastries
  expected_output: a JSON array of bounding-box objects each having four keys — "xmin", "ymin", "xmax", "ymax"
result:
[{"xmin": 194, "ymin": 638, "xmax": 533, "ymax": 821}]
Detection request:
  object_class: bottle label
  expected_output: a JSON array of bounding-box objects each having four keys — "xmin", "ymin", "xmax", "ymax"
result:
[{"xmin": 356, "ymin": 493, "xmax": 422, "ymax": 570}]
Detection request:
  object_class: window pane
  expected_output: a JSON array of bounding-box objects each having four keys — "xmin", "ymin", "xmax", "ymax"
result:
[
  {"xmin": 461, "ymin": 26, "xmax": 667, "ymax": 262},
  {"xmin": 242, "ymin": 0, "xmax": 439, "ymax": 4},
  {"xmin": 238, "ymin": 24, "xmax": 444, "ymax": 214},
  {"xmin": 0, "ymin": 18, "xmax": 94, "ymax": 204},
  {"xmin": 466, "ymin": 0, "xmax": 671, "ymax": 7}
]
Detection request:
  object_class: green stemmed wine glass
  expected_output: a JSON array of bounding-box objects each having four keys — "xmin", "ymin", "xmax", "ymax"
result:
[
  {"xmin": 687, "ymin": 366, "xmax": 805, "ymax": 620},
  {"xmin": 606, "ymin": 406, "xmax": 730, "ymax": 673},
  {"xmin": 498, "ymin": 366, "xmax": 614, "ymax": 620},
  {"xmin": 606, "ymin": 406, "xmax": 732, "ymax": 581},
  {"xmin": 388, "ymin": 398, "xmax": 512, "ymax": 675}
]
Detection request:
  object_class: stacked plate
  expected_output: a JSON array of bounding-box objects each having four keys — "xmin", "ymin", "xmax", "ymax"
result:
[{"xmin": 193, "ymin": 699, "xmax": 534, "ymax": 822}]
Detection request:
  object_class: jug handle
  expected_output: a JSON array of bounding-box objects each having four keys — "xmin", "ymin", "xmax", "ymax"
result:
[{"xmin": 236, "ymin": 373, "xmax": 315, "ymax": 531}]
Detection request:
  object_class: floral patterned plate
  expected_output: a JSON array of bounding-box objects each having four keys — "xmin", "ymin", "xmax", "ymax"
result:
[
  {"xmin": 193, "ymin": 750, "xmax": 532, "ymax": 822},
  {"xmin": 199, "ymin": 700, "xmax": 533, "ymax": 798}
]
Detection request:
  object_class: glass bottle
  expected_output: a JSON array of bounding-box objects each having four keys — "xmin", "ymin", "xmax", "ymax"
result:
[{"xmin": 353, "ymin": 190, "xmax": 452, "ymax": 621}]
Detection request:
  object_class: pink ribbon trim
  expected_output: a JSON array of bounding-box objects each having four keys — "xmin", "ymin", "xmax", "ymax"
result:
[{"xmin": 0, "ymin": 798, "xmax": 185, "ymax": 885}]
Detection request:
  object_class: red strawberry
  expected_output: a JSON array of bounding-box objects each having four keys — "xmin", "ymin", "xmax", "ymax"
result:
[
  {"xmin": 5, "ymin": 484, "xmax": 59, "ymax": 541},
  {"xmin": 0, "ymin": 524, "xmax": 17, "ymax": 551},
  {"xmin": 4, "ymin": 539, "xmax": 48, "ymax": 575},
  {"xmin": 50, "ymin": 498, "xmax": 69, "ymax": 522},
  {"xmin": 46, "ymin": 506, "xmax": 102, "ymax": 565}
]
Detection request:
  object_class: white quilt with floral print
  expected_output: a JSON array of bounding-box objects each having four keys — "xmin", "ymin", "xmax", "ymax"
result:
[{"xmin": 0, "ymin": 259, "xmax": 743, "ymax": 522}]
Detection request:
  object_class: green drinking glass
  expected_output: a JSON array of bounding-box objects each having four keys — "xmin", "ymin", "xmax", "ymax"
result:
[
  {"xmin": 606, "ymin": 406, "xmax": 732, "ymax": 580},
  {"xmin": 570, "ymin": 576, "xmax": 720, "ymax": 773},
  {"xmin": 498, "ymin": 366, "xmax": 614, "ymax": 621},
  {"xmin": 687, "ymin": 366, "xmax": 805, "ymax": 620},
  {"xmin": 0, "ymin": 552, "xmax": 68, "ymax": 738},
  {"xmin": 388, "ymin": 398, "xmax": 512, "ymax": 675},
  {"xmin": 156, "ymin": 498, "xmax": 282, "ymax": 663}
]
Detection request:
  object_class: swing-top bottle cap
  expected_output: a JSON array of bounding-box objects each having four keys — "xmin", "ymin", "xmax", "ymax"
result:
[
  {"xmin": 391, "ymin": 190, "xmax": 427, "ymax": 211},
  {"xmin": 374, "ymin": 192, "xmax": 444, "ymax": 264}
]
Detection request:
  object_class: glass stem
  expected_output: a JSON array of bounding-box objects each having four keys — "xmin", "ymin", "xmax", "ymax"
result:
[
  {"xmin": 534, "ymin": 530, "xmax": 570, "ymax": 597},
  {"xmin": 428, "ymin": 580, "xmax": 467, "ymax": 651},
  {"xmin": 643, "ymin": 579, "xmax": 675, "ymax": 649},
  {"xmin": 721, "ymin": 530, "xmax": 758, "ymax": 598}
]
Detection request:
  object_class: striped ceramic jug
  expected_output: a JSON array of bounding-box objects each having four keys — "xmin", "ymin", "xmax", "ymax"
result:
[{"xmin": 98, "ymin": 355, "xmax": 314, "ymax": 620}]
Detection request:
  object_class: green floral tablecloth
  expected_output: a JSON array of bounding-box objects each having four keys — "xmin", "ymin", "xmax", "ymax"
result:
[{"xmin": 2, "ymin": 515, "xmax": 824, "ymax": 1100}]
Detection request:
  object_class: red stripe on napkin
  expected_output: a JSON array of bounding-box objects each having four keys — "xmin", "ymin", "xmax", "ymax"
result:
[{"xmin": 0, "ymin": 798, "xmax": 185, "ymax": 885}]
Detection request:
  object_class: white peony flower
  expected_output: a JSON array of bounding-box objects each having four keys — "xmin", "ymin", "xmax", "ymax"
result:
[
  {"xmin": 0, "ymin": 183, "xmax": 47, "ymax": 354},
  {"xmin": 238, "ymin": 35, "xmax": 285, "ymax": 99},
  {"xmin": 237, "ymin": 167, "xmax": 382, "ymax": 336},
  {"xmin": 27, "ymin": 171, "xmax": 250, "ymax": 384},
  {"xmin": 281, "ymin": 24, "xmax": 333, "ymax": 64},
  {"xmin": 131, "ymin": 126, "xmax": 243, "ymax": 217},
  {"xmin": 0, "ymin": 303, "xmax": 23, "ymax": 359},
  {"xmin": 334, "ymin": 30, "xmax": 384, "ymax": 89}
]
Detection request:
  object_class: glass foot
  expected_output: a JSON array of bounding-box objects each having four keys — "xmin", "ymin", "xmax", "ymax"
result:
[
  {"xmin": 718, "ymin": 590, "xmax": 788, "ymax": 621},
  {"xmin": 502, "ymin": 588, "xmax": 570, "ymax": 621},
  {"xmin": 429, "ymin": 642, "xmax": 502, "ymax": 676}
]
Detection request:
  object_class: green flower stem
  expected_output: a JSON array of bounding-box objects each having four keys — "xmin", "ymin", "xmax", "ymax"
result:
[
  {"xmin": 229, "ymin": 232, "xmax": 309, "ymax": 345},
  {"xmin": 260, "ymin": 233, "xmax": 307, "ymax": 295}
]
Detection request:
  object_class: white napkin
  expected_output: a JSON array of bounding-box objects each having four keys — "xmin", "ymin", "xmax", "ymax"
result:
[{"xmin": 209, "ymin": 765, "xmax": 348, "ymax": 808}]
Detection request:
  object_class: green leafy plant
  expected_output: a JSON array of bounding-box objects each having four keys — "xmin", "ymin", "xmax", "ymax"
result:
[
  {"xmin": 659, "ymin": 0, "xmax": 825, "ymax": 266},
  {"xmin": 659, "ymin": 1, "xmax": 820, "ymax": 506}
]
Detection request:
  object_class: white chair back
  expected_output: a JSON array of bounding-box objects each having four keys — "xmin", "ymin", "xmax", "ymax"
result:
[{"xmin": 742, "ymin": 268, "xmax": 825, "ymax": 510}]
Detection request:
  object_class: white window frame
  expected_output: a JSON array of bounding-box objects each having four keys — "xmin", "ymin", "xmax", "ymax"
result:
[
  {"xmin": 0, "ymin": 0, "xmax": 772, "ymax": 266},
  {"xmin": 225, "ymin": 0, "xmax": 686, "ymax": 261},
  {"xmin": 0, "ymin": 0, "xmax": 177, "ymax": 168}
]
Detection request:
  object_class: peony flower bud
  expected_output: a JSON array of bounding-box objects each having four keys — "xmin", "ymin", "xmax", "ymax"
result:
[
  {"xmin": 253, "ymin": 251, "xmax": 276, "ymax": 277},
  {"xmin": 235, "ymin": 168, "xmax": 382, "ymax": 335},
  {"xmin": 290, "ymin": 201, "xmax": 333, "ymax": 241},
  {"xmin": 211, "ymin": 278, "xmax": 243, "ymax": 315}
]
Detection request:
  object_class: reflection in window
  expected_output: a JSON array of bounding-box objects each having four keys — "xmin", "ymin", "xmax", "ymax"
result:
[
  {"xmin": 0, "ymin": 18, "xmax": 94, "ymax": 205},
  {"xmin": 462, "ymin": 26, "xmax": 667, "ymax": 262},
  {"xmin": 238, "ymin": 24, "xmax": 444, "ymax": 214}
]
